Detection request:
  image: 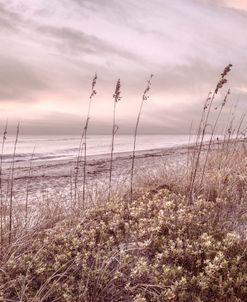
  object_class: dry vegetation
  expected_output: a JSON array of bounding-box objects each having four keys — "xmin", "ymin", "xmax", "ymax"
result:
[{"xmin": 0, "ymin": 65, "xmax": 247, "ymax": 301}]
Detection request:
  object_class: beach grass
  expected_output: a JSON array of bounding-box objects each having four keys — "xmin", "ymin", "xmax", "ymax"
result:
[{"xmin": 0, "ymin": 141, "xmax": 246, "ymax": 301}]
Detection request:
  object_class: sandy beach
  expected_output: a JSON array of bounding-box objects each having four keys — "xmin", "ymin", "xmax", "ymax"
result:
[{"xmin": 1, "ymin": 144, "xmax": 191, "ymax": 205}]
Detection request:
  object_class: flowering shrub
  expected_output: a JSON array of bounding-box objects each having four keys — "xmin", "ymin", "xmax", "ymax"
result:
[{"xmin": 1, "ymin": 186, "xmax": 246, "ymax": 301}]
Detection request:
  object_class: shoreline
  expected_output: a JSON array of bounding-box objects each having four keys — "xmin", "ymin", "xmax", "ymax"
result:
[
  {"xmin": 1, "ymin": 144, "xmax": 190, "ymax": 204},
  {"xmin": 2, "ymin": 141, "xmax": 192, "ymax": 168},
  {"xmin": 2, "ymin": 138, "xmax": 239, "ymax": 204}
]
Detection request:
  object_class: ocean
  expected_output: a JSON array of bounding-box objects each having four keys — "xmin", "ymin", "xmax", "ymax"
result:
[{"xmin": 1, "ymin": 134, "xmax": 199, "ymax": 164}]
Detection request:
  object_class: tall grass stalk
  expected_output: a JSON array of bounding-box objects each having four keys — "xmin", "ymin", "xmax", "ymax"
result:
[
  {"xmin": 74, "ymin": 74, "xmax": 97, "ymax": 206},
  {"xmin": 199, "ymin": 89, "xmax": 230, "ymax": 186},
  {"xmin": 25, "ymin": 145, "xmax": 36, "ymax": 229},
  {"xmin": 186, "ymin": 120, "xmax": 193, "ymax": 183},
  {"xmin": 82, "ymin": 73, "xmax": 97, "ymax": 208},
  {"xmin": 219, "ymin": 99, "xmax": 238, "ymax": 158},
  {"xmin": 189, "ymin": 64, "xmax": 232, "ymax": 199},
  {"xmin": 74, "ymin": 137, "xmax": 84, "ymax": 203},
  {"xmin": 9, "ymin": 123, "xmax": 20, "ymax": 245},
  {"xmin": 236, "ymin": 111, "xmax": 246, "ymax": 139},
  {"xmin": 0, "ymin": 121, "xmax": 8, "ymax": 247},
  {"xmin": 108, "ymin": 79, "xmax": 121, "ymax": 202},
  {"xmin": 189, "ymin": 91, "xmax": 212, "ymax": 182},
  {"xmin": 130, "ymin": 74, "xmax": 153, "ymax": 203},
  {"xmin": 223, "ymin": 99, "xmax": 239, "ymax": 155},
  {"xmin": 222, "ymin": 99, "xmax": 236, "ymax": 135}
]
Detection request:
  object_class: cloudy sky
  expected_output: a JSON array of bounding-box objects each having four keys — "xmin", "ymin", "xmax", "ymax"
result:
[{"xmin": 0, "ymin": 0, "xmax": 247, "ymax": 134}]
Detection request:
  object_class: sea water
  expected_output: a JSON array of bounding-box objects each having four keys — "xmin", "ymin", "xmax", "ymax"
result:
[{"xmin": 1, "ymin": 134, "xmax": 201, "ymax": 164}]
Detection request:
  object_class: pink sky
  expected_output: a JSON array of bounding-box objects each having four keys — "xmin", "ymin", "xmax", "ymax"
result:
[{"xmin": 0, "ymin": 0, "xmax": 247, "ymax": 134}]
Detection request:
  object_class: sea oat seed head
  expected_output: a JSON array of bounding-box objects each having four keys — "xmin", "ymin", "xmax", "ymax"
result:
[{"xmin": 113, "ymin": 79, "xmax": 121, "ymax": 103}]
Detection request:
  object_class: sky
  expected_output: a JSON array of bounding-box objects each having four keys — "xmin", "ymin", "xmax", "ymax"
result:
[{"xmin": 0, "ymin": 0, "xmax": 247, "ymax": 134}]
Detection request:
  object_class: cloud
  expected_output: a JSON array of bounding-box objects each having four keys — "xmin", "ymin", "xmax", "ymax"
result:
[
  {"xmin": 36, "ymin": 25, "xmax": 112, "ymax": 55},
  {"xmin": 201, "ymin": 0, "xmax": 247, "ymax": 12},
  {"xmin": 0, "ymin": 2, "xmax": 23, "ymax": 32},
  {"xmin": 70, "ymin": 0, "xmax": 123, "ymax": 14},
  {"xmin": 0, "ymin": 55, "xmax": 50, "ymax": 101},
  {"xmin": 223, "ymin": 0, "xmax": 247, "ymax": 12},
  {"xmin": 36, "ymin": 25, "xmax": 142, "ymax": 63},
  {"xmin": 0, "ymin": 0, "xmax": 247, "ymax": 133}
]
